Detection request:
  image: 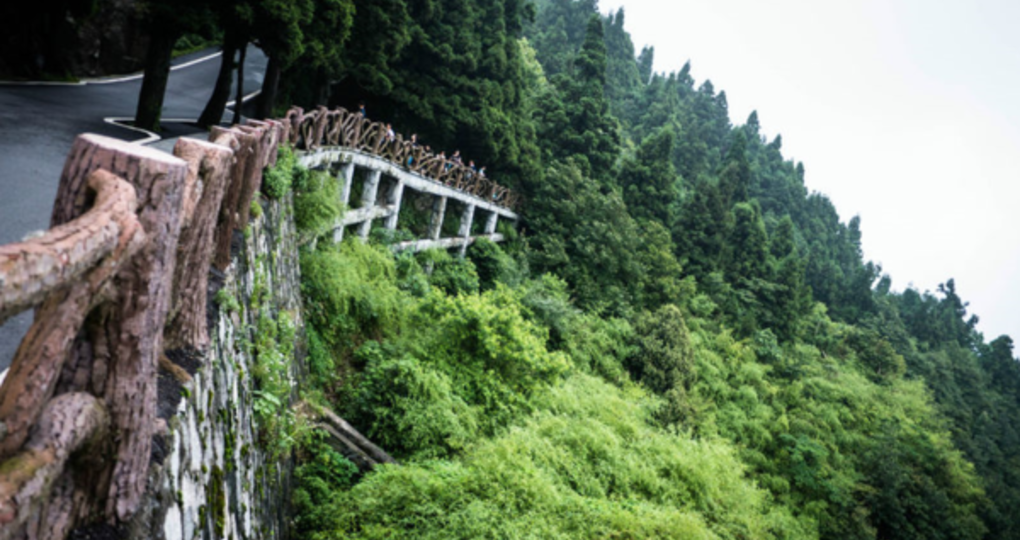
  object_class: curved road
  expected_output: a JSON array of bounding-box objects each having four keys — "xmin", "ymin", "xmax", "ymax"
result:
[{"xmin": 0, "ymin": 46, "xmax": 267, "ymax": 370}]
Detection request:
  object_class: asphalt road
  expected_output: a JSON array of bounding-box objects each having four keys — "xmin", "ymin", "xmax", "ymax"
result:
[{"xmin": 0, "ymin": 46, "xmax": 267, "ymax": 371}]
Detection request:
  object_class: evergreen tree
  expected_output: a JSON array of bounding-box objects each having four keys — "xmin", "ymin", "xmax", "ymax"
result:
[
  {"xmin": 619, "ymin": 127, "xmax": 678, "ymax": 224},
  {"xmin": 602, "ymin": 8, "xmax": 642, "ymax": 127},
  {"xmin": 538, "ymin": 14, "xmax": 621, "ymax": 185},
  {"xmin": 725, "ymin": 201, "xmax": 769, "ymax": 283},
  {"xmin": 527, "ymin": 162, "xmax": 641, "ymax": 315},
  {"xmin": 637, "ymin": 45, "xmax": 654, "ymax": 85},
  {"xmin": 718, "ymin": 131, "xmax": 752, "ymax": 206},
  {"xmin": 334, "ymin": 0, "xmax": 539, "ymax": 188}
]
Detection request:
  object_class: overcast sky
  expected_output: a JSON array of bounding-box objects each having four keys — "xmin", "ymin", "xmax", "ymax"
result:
[{"xmin": 601, "ymin": 0, "xmax": 1020, "ymax": 344}]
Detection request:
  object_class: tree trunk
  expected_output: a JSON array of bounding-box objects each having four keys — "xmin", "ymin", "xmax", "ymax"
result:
[
  {"xmin": 197, "ymin": 34, "xmax": 240, "ymax": 129},
  {"xmin": 232, "ymin": 42, "xmax": 248, "ymax": 125},
  {"xmin": 134, "ymin": 24, "xmax": 179, "ymax": 133},
  {"xmin": 256, "ymin": 55, "xmax": 281, "ymax": 120}
]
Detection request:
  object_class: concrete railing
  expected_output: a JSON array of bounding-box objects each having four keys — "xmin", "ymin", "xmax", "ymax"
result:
[
  {"xmin": 298, "ymin": 148, "xmax": 516, "ymax": 257},
  {"xmin": 283, "ymin": 106, "xmax": 522, "ymax": 211}
]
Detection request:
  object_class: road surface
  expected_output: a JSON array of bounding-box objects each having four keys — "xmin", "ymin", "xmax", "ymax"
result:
[{"xmin": 0, "ymin": 46, "xmax": 268, "ymax": 371}]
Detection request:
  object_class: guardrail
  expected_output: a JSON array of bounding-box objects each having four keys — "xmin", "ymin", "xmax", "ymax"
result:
[
  {"xmin": 283, "ymin": 106, "xmax": 521, "ymax": 211},
  {"xmin": 0, "ymin": 119, "xmax": 284, "ymax": 539}
]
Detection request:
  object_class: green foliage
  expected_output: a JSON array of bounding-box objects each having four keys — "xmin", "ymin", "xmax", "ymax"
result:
[
  {"xmin": 261, "ymin": 145, "xmax": 295, "ymax": 199},
  {"xmin": 172, "ymin": 32, "xmax": 219, "ymax": 57},
  {"xmin": 534, "ymin": 14, "xmax": 621, "ymax": 186},
  {"xmin": 282, "ymin": 2, "xmax": 1020, "ymax": 538},
  {"xmin": 346, "ymin": 347, "xmax": 481, "ymax": 459},
  {"xmin": 332, "ymin": 0, "xmax": 540, "ymax": 189},
  {"xmin": 627, "ymin": 304, "xmax": 695, "ymax": 395},
  {"xmin": 292, "ymin": 166, "xmax": 342, "ymax": 239},
  {"xmin": 466, "ymin": 238, "xmax": 521, "ymax": 291},
  {"xmin": 418, "ymin": 249, "xmax": 480, "ymax": 297},
  {"xmin": 347, "ymin": 285, "xmax": 571, "ymax": 459},
  {"xmin": 252, "ymin": 302, "xmax": 300, "ymax": 458},
  {"xmin": 517, "ymin": 273, "xmax": 578, "ymax": 347},
  {"xmin": 213, "ymin": 288, "xmax": 240, "ymax": 315},
  {"xmin": 305, "ymin": 324, "xmax": 336, "ymax": 389},
  {"xmin": 620, "ymin": 127, "xmax": 678, "ymax": 224},
  {"xmin": 526, "ymin": 161, "xmax": 641, "ymax": 315},
  {"xmin": 300, "ymin": 240, "xmax": 406, "ymax": 357},
  {"xmin": 292, "ymin": 429, "xmax": 359, "ymax": 539},
  {"xmin": 312, "ymin": 374, "xmax": 811, "ymax": 540},
  {"xmin": 684, "ymin": 318, "xmax": 988, "ymax": 540},
  {"xmin": 561, "ymin": 313, "xmax": 634, "ymax": 386}
]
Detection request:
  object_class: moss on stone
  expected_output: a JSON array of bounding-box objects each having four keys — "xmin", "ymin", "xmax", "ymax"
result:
[{"xmin": 208, "ymin": 465, "xmax": 227, "ymax": 536}]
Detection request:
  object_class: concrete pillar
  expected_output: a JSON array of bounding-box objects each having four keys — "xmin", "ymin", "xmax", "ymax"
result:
[
  {"xmin": 333, "ymin": 164, "xmax": 356, "ymax": 243},
  {"xmin": 338, "ymin": 162, "xmax": 355, "ymax": 207},
  {"xmin": 357, "ymin": 169, "xmax": 382, "ymax": 240},
  {"xmin": 458, "ymin": 204, "xmax": 475, "ymax": 258},
  {"xmin": 384, "ymin": 179, "xmax": 405, "ymax": 230},
  {"xmin": 428, "ymin": 196, "xmax": 448, "ymax": 241},
  {"xmin": 484, "ymin": 211, "xmax": 498, "ymax": 235}
]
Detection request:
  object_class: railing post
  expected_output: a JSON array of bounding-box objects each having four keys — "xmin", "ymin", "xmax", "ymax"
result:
[
  {"xmin": 428, "ymin": 196, "xmax": 448, "ymax": 241},
  {"xmin": 384, "ymin": 179, "xmax": 404, "ymax": 230},
  {"xmin": 333, "ymin": 162, "xmax": 356, "ymax": 243},
  {"xmin": 484, "ymin": 211, "xmax": 498, "ymax": 235},
  {"xmin": 458, "ymin": 204, "xmax": 475, "ymax": 258},
  {"xmin": 339, "ymin": 162, "xmax": 355, "ymax": 208},
  {"xmin": 358, "ymin": 170, "xmax": 382, "ymax": 240}
]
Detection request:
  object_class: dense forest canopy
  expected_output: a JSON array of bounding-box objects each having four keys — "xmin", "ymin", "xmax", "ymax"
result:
[
  {"xmin": 266, "ymin": 1, "xmax": 1020, "ymax": 538},
  {"xmin": 282, "ymin": 0, "xmax": 1020, "ymax": 538},
  {"xmin": 7, "ymin": 0, "xmax": 1019, "ymax": 538}
]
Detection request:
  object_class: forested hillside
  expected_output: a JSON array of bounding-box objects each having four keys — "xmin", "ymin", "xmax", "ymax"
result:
[{"xmin": 264, "ymin": 1, "xmax": 1020, "ymax": 538}]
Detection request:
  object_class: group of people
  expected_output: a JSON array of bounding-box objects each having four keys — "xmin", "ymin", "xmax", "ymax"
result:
[{"xmin": 358, "ymin": 102, "xmax": 488, "ymax": 182}]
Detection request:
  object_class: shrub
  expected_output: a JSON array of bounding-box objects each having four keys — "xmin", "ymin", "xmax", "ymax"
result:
[
  {"xmin": 346, "ymin": 286, "xmax": 571, "ymax": 459},
  {"xmin": 518, "ymin": 274, "xmax": 577, "ymax": 347},
  {"xmin": 418, "ymin": 249, "xmax": 480, "ymax": 296},
  {"xmin": 300, "ymin": 240, "xmax": 407, "ymax": 357},
  {"xmin": 562, "ymin": 313, "xmax": 635, "ymax": 386},
  {"xmin": 466, "ymin": 238, "xmax": 521, "ymax": 290},
  {"xmin": 294, "ymin": 167, "xmax": 342, "ymax": 238},
  {"xmin": 262, "ymin": 146, "xmax": 295, "ymax": 199},
  {"xmin": 626, "ymin": 304, "xmax": 695, "ymax": 395},
  {"xmin": 347, "ymin": 349, "xmax": 480, "ymax": 459},
  {"xmin": 292, "ymin": 429, "xmax": 359, "ymax": 538},
  {"xmin": 321, "ymin": 374, "xmax": 810, "ymax": 540}
]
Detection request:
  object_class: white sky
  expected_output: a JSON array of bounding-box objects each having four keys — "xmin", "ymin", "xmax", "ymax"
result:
[{"xmin": 602, "ymin": 0, "xmax": 1020, "ymax": 345}]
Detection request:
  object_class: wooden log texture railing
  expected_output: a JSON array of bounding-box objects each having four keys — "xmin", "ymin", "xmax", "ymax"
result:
[
  {"xmin": 0, "ymin": 115, "xmax": 285, "ymax": 537},
  {"xmin": 0, "ymin": 103, "xmax": 509, "ymax": 538},
  {"xmin": 283, "ymin": 106, "xmax": 521, "ymax": 211}
]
